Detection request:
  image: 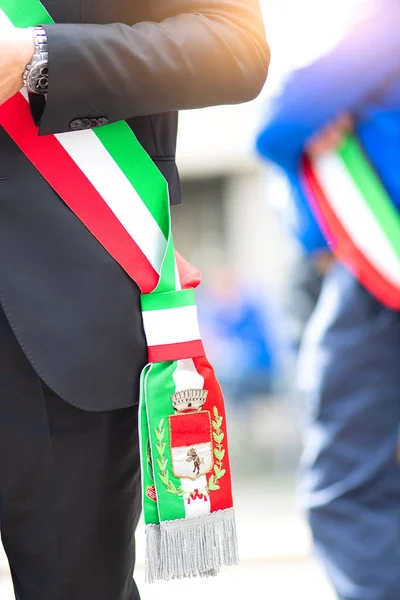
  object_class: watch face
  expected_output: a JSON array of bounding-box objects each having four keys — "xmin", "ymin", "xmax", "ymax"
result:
[{"xmin": 29, "ymin": 60, "xmax": 49, "ymax": 94}]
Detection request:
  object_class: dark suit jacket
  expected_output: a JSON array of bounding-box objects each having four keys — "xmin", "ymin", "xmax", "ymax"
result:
[{"xmin": 0, "ymin": 0, "xmax": 269, "ymax": 411}]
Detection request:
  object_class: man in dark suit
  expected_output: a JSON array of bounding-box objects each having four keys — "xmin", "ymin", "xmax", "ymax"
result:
[{"xmin": 0, "ymin": 2, "xmax": 269, "ymax": 598}]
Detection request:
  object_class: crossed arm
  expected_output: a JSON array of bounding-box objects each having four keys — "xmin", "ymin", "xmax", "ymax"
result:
[{"xmin": 0, "ymin": 0, "xmax": 269, "ymax": 135}]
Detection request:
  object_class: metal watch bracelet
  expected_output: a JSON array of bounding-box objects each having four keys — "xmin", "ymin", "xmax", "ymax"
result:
[{"xmin": 23, "ymin": 26, "xmax": 49, "ymax": 94}]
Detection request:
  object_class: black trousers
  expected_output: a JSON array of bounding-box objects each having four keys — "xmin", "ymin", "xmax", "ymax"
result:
[{"xmin": 0, "ymin": 304, "xmax": 142, "ymax": 600}]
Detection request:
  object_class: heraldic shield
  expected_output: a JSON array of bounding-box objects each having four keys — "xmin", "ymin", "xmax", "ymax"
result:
[{"xmin": 169, "ymin": 410, "xmax": 214, "ymax": 481}]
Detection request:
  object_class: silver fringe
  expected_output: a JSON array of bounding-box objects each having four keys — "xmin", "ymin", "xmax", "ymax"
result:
[
  {"xmin": 145, "ymin": 523, "xmax": 161, "ymax": 583},
  {"xmin": 145, "ymin": 508, "xmax": 239, "ymax": 583}
]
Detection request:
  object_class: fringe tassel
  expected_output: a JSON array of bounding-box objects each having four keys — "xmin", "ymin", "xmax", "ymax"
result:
[
  {"xmin": 145, "ymin": 508, "xmax": 238, "ymax": 583},
  {"xmin": 145, "ymin": 524, "xmax": 161, "ymax": 583}
]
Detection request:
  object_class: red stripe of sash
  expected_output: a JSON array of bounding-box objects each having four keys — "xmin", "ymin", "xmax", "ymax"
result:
[
  {"xmin": 0, "ymin": 92, "xmax": 159, "ymax": 294},
  {"xmin": 193, "ymin": 357, "xmax": 233, "ymax": 513},
  {"xmin": 148, "ymin": 340, "xmax": 205, "ymax": 363}
]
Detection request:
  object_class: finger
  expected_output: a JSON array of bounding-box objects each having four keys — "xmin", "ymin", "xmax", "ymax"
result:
[
  {"xmin": 307, "ymin": 130, "xmax": 341, "ymax": 156},
  {"xmin": 323, "ymin": 127, "xmax": 344, "ymax": 147},
  {"xmin": 307, "ymin": 118, "xmax": 351, "ymax": 156},
  {"xmin": 306, "ymin": 128, "xmax": 330, "ymax": 154},
  {"xmin": 336, "ymin": 113, "xmax": 353, "ymax": 132}
]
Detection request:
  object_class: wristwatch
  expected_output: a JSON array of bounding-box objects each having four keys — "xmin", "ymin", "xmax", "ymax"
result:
[{"xmin": 23, "ymin": 26, "xmax": 49, "ymax": 95}]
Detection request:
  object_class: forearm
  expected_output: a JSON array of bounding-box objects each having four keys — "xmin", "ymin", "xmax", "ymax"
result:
[
  {"xmin": 9, "ymin": 28, "xmax": 34, "ymax": 76},
  {"xmin": 37, "ymin": 3, "xmax": 269, "ymax": 135}
]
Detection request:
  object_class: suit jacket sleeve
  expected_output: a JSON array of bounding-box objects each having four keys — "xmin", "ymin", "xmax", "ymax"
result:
[{"xmin": 34, "ymin": 0, "xmax": 269, "ymax": 135}]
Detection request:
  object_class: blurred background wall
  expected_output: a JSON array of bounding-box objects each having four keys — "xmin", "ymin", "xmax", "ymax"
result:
[{"xmin": 175, "ymin": 103, "xmax": 295, "ymax": 302}]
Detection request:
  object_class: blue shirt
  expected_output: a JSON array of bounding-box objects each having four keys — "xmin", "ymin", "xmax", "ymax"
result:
[{"xmin": 256, "ymin": 0, "xmax": 400, "ymax": 253}]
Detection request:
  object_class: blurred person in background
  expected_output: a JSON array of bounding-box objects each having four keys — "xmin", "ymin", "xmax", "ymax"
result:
[
  {"xmin": 285, "ymin": 251, "xmax": 326, "ymax": 350},
  {"xmin": 263, "ymin": 165, "xmax": 327, "ymax": 350},
  {"xmin": 256, "ymin": 1, "xmax": 400, "ymax": 599}
]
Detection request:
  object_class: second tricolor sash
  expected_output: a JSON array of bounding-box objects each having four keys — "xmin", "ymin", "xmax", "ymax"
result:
[
  {"xmin": 301, "ymin": 133, "xmax": 400, "ymax": 310},
  {"xmin": 0, "ymin": 0, "xmax": 238, "ymax": 582}
]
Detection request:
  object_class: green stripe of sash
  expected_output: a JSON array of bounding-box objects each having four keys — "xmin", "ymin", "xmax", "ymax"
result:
[
  {"xmin": 93, "ymin": 122, "xmax": 178, "ymax": 292},
  {"xmin": 140, "ymin": 365, "xmax": 160, "ymax": 525},
  {"xmin": 338, "ymin": 134, "xmax": 400, "ymax": 261},
  {"xmin": 141, "ymin": 289, "xmax": 196, "ymax": 312},
  {"xmin": 146, "ymin": 362, "xmax": 186, "ymax": 522},
  {"xmin": 2, "ymin": 0, "xmax": 52, "ymax": 25}
]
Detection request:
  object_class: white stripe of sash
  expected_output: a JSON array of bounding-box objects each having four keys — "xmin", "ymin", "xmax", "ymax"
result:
[
  {"xmin": 142, "ymin": 305, "xmax": 201, "ymax": 347},
  {"xmin": 313, "ymin": 152, "xmax": 400, "ymax": 287},
  {"xmin": 172, "ymin": 360, "xmax": 211, "ymax": 519},
  {"xmin": 55, "ymin": 130, "xmax": 166, "ymax": 274},
  {"xmin": 0, "ymin": 9, "xmax": 11, "ymax": 25}
]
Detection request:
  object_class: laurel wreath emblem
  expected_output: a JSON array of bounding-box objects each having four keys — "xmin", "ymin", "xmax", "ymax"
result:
[
  {"xmin": 155, "ymin": 407, "xmax": 226, "ymax": 498},
  {"xmin": 155, "ymin": 418, "xmax": 185, "ymax": 497},
  {"xmin": 208, "ymin": 406, "xmax": 226, "ymax": 490}
]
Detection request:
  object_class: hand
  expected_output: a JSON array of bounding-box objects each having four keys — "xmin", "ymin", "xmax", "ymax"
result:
[
  {"xmin": 0, "ymin": 25, "xmax": 34, "ymax": 106},
  {"xmin": 306, "ymin": 114, "xmax": 353, "ymax": 158}
]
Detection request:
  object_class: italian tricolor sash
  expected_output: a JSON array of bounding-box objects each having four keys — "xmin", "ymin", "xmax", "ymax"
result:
[
  {"xmin": 0, "ymin": 0, "xmax": 238, "ymax": 582},
  {"xmin": 301, "ymin": 133, "xmax": 400, "ymax": 310}
]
